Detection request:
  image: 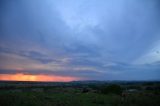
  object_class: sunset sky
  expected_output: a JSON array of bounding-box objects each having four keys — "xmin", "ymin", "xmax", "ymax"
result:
[{"xmin": 0, "ymin": 0, "xmax": 160, "ymax": 82}]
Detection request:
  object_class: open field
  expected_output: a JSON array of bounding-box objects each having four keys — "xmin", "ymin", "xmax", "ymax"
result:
[{"xmin": 0, "ymin": 81, "xmax": 160, "ymax": 106}]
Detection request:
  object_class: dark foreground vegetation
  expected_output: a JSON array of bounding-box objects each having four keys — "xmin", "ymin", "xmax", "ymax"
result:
[{"xmin": 0, "ymin": 81, "xmax": 160, "ymax": 106}]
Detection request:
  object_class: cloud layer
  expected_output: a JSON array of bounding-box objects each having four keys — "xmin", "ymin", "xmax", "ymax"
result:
[{"xmin": 0, "ymin": 0, "xmax": 160, "ymax": 81}]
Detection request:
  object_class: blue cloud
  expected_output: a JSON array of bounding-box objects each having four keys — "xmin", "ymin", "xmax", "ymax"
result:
[{"xmin": 0, "ymin": 0, "xmax": 160, "ymax": 80}]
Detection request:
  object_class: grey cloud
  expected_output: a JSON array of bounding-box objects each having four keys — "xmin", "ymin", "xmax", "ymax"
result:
[
  {"xmin": 0, "ymin": 46, "xmax": 57, "ymax": 64},
  {"xmin": 0, "ymin": 0, "xmax": 160, "ymax": 80}
]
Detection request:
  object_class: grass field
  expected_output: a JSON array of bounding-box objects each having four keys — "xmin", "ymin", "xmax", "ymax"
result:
[
  {"xmin": 0, "ymin": 88, "xmax": 160, "ymax": 106},
  {"xmin": 0, "ymin": 82, "xmax": 160, "ymax": 106}
]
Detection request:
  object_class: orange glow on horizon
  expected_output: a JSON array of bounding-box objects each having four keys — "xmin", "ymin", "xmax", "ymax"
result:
[{"xmin": 0, "ymin": 73, "xmax": 79, "ymax": 82}]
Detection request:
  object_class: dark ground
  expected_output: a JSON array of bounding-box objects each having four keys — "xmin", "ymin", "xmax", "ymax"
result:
[{"xmin": 0, "ymin": 81, "xmax": 160, "ymax": 106}]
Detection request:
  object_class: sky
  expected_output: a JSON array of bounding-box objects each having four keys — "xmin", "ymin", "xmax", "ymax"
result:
[{"xmin": 0, "ymin": 0, "xmax": 160, "ymax": 82}]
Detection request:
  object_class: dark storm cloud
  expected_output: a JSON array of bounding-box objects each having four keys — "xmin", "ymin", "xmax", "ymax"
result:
[
  {"xmin": 0, "ymin": 0, "xmax": 160, "ymax": 80},
  {"xmin": 0, "ymin": 46, "xmax": 57, "ymax": 64}
]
